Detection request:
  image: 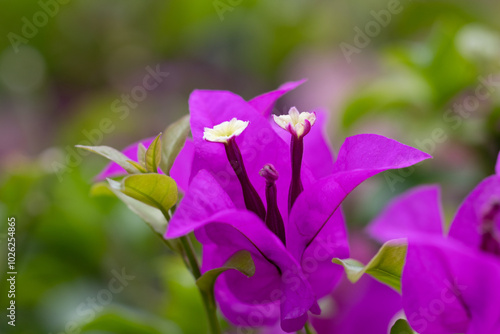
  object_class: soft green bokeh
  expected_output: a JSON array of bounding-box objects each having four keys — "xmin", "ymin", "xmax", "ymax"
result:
[{"xmin": 1, "ymin": 0, "xmax": 499, "ymax": 333}]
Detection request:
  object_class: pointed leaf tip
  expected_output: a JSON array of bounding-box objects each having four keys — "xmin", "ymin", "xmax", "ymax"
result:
[
  {"xmin": 160, "ymin": 115, "xmax": 190, "ymax": 175},
  {"xmin": 137, "ymin": 143, "xmax": 147, "ymax": 166},
  {"xmin": 127, "ymin": 160, "xmax": 147, "ymax": 173},
  {"xmin": 106, "ymin": 174, "xmax": 178, "ymax": 234},
  {"xmin": 145, "ymin": 133, "xmax": 162, "ymax": 173},
  {"xmin": 76, "ymin": 145, "xmax": 140, "ymax": 174},
  {"xmin": 390, "ymin": 319, "xmax": 415, "ymax": 334},
  {"xmin": 333, "ymin": 239, "xmax": 407, "ymax": 292},
  {"xmin": 196, "ymin": 250, "xmax": 255, "ymax": 292}
]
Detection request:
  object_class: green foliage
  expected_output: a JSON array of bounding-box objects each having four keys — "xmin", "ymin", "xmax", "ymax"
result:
[
  {"xmin": 81, "ymin": 306, "xmax": 182, "ymax": 334},
  {"xmin": 76, "ymin": 145, "xmax": 140, "ymax": 174},
  {"xmin": 390, "ymin": 319, "xmax": 415, "ymax": 334},
  {"xmin": 160, "ymin": 115, "xmax": 191, "ymax": 175},
  {"xmin": 107, "ymin": 174, "xmax": 178, "ymax": 234},
  {"xmin": 2, "ymin": 0, "xmax": 500, "ymax": 332},
  {"xmin": 145, "ymin": 133, "xmax": 163, "ymax": 173},
  {"xmin": 128, "ymin": 159, "xmax": 149, "ymax": 173},
  {"xmin": 196, "ymin": 250, "xmax": 256, "ymax": 292},
  {"xmin": 333, "ymin": 239, "xmax": 407, "ymax": 292},
  {"xmin": 138, "ymin": 143, "xmax": 148, "ymax": 167},
  {"xmin": 120, "ymin": 174, "xmax": 178, "ymax": 216},
  {"xmin": 90, "ymin": 182, "xmax": 115, "ymax": 197}
]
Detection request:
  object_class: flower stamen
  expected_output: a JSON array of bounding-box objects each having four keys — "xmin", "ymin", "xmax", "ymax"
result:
[
  {"xmin": 273, "ymin": 107, "xmax": 316, "ymax": 139},
  {"xmin": 260, "ymin": 164, "xmax": 286, "ymax": 245},
  {"xmin": 273, "ymin": 107, "xmax": 316, "ymax": 212},
  {"xmin": 204, "ymin": 119, "xmax": 266, "ymax": 220},
  {"xmin": 203, "ymin": 118, "xmax": 249, "ymax": 144}
]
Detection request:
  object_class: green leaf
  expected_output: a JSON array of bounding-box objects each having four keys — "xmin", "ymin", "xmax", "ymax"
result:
[
  {"xmin": 196, "ymin": 250, "xmax": 255, "ymax": 292},
  {"xmin": 127, "ymin": 160, "xmax": 148, "ymax": 173},
  {"xmin": 107, "ymin": 179, "xmax": 168, "ymax": 234},
  {"xmin": 106, "ymin": 174, "xmax": 178, "ymax": 234},
  {"xmin": 76, "ymin": 145, "xmax": 139, "ymax": 174},
  {"xmin": 333, "ymin": 239, "xmax": 407, "ymax": 292},
  {"xmin": 160, "ymin": 115, "xmax": 190, "ymax": 175},
  {"xmin": 390, "ymin": 319, "xmax": 415, "ymax": 334},
  {"xmin": 145, "ymin": 133, "xmax": 162, "ymax": 173},
  {"xmin": 89, "ymin": 182, "xmax": 115, "ymax": 197},
  {"xmin": 81, "ymin": 306, "xmax": 182, "ymax": 334},
  {"xmin": 137, "ymin": 143, "xmax": 147, "ymax": 166},
  {"xmin": 120, "ymin": 174, "xmax": 178, "ymax": 217}
]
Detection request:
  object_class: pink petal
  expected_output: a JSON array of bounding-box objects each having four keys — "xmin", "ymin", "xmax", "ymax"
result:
[
  {"xmin": 170, "ymin": 138, "xmax": 195, "ymax": 192},
  {"xmin": 367, "ymin": 185, "xmax": 445, "ymax": 243},
  {"xmin": 188, "ymin": 90, "xmax": 292, "ymax": 218},
  {"xmin": 249, "ymin": 79, "xmax": 307, "ymax": 117},
  {"xmin": 448, "ymin": 175, "xmax": 500, "ymax": 252},
  {"xmin": 403, "ymin": 236, "xmax": 500, "ymax": 334},
  {"xmin": 287, "ymin": 134, "xmax": 431, "ymax": 261}
]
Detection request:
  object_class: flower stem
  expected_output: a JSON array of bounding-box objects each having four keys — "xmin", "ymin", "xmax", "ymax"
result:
[
  {"xmin": 180, "ymin": 235, "xmax": 222, "ymax": 334},
  {"xmin": 289, "ymin": 136, "xmax": 304, "ymax": 213},
  {"xmin": 158, "ymin": 210, "xmax": 221, "ymax": 334},
  {"xmin": 304, "ymin": 321, "xmax": 315, "ymax": 334},
  {"xmin": 180, "ymin": 236, "xmax": 201, "ymax": 277}
]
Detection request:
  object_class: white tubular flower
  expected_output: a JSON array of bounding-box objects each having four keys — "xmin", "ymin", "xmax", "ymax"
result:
[
  {"xmin": 273, "ymin": 107, "xmax": 316, "ymax": 138},
  {"xmin": 203, "ymin": 118, "xmax": 249, "ymax": 143}
]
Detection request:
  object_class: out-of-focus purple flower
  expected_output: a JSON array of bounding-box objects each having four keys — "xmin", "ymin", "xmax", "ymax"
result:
[
  {"xmin": 310, "ymin": 233, "xmax": 402, "ymax": 334},
  {"xmin": 165, "ymin": 80, "xmax": 430, "ymax": 332},
  {"xmin": 368, "ymin": 185, "xmax": 445, "ymax": 242},
  {"xmin": 403, "ymin": 236, "xmax": 500, "ymax": 334},
  {"xmin": 368, "ymin": 153, "xmax": 500, "ymax": 334},
  {"xmin": 311, "ymin": 276, "xmax": 402, "ymax": 334},
  {"xmin": 251, "ymin": 234, "xmax": 403, "ymax": 334}
]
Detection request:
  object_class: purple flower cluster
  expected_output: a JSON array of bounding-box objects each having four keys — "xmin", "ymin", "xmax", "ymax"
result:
[
  {"xmin": 97, "ymin": 80, "xmax": 434, "ymax": 332},
  {"xmin": 368, "ymin": 154, "xmax": 500, "ymax": 333},
  {"xmin": 164, "ymin": 81, "xmax": 429, "ymax": 331}
]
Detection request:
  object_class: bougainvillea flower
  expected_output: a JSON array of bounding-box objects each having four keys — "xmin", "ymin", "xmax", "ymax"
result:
[
  {"xmin": 309, "ymin": 233, "xmax": 402, "ymax": 334},
  {"xmin": 367, "ymin": 185, "xmax": 445, "ymax": 242},
  {"xmin": 403, "ymin": 236, "xmax": 500, "ymax": 334},
  {"xmin": 367, "ymin": 153, "xmax": 500, "ymax": 333},
  {"xmin": 165, "ymin": 81, "xmax": 430, "ymax": 331},
  {"xmin": 447, "ymin": 162, "xmax": 500, "ymax": 255},
  {"xmin": 310, "ymin": 276, "xmax": 402, "ymax": 334},
  {"xmin": 260, "ymin": 272, "xmax": 402, "ymax": 334},
  {"xmin": 94, "ymin": 80, "xmax": 307, "ymax": 190}
]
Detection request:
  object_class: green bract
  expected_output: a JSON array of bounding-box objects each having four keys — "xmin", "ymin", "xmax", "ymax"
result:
[
  {"xmin": 390, "ymin": 319, "xmax": 415, "ymax": 334},
  {"xmin": 145, "ymin": 133, "xmax": 162, "ymax": 173},
  {"xmin": 333, "ymin": 239, "xmax": 407, "ymax": 292},
  {"xmin": 196, "ymin": 250, "xmax": 255, "ymax": 293},
  {"xmin": 76, "ymin": 145, "xmax": 141, "ymax": 174},
  {"xmin": 160, "ymin": 115, "xmax": 190, "ymax": 175},
  {"xmin": 107, "ymin": 174, "xmax": 178, "ymax": 234}
]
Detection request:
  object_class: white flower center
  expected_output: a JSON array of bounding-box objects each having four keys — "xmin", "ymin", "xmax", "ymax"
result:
[
  {"xmin": 203, "ymin": 118, "xmax": 249, "ymax": 143},
  {"xmin": 273, "ymin": 107, "xmax": 316, "ymax": 138}
]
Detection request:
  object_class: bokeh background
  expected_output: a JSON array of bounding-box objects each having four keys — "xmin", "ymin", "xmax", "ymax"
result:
[{"xmin": 1, "ymin": 0, "xmax": 499, "ymax": 333}]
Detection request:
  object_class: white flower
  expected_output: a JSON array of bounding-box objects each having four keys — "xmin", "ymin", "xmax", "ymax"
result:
[
  {"xmin": 203, "ymin": 118, "xmax": 249, "ymax": 143},
  {"xmin": 273, "ymin": 107, "xmax": 316, "ymax": 138}
]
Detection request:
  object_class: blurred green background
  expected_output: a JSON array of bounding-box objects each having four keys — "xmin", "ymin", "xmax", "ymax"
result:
[{"xmin": 1, "ymin": 0, "xmax": 499, "ymax": 333}]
